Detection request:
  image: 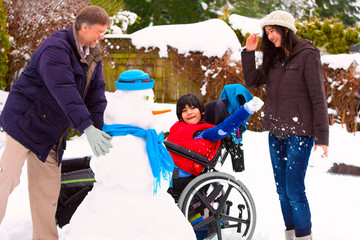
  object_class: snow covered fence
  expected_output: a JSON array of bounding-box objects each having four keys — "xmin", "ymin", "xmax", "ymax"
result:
[{"xmin": 102, "ymin": 19, "xmax": 360, "ymax": 133}]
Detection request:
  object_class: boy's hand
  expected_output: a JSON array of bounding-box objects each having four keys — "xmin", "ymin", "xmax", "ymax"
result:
[{"xmin": 244, "ymin": 97, "xmax": 264, "ymax": 114}]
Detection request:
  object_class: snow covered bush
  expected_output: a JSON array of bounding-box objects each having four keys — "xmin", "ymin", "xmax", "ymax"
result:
[
  {"xmin": 4, "ymin": 0, "xmax": 89, "ymax": 90},
  {"xmin": 323, "ymin": 63, "xmax": 360, "ymax": 132},
  {"xmin": 110, "ymin": 10, "xmax": 138, "ymax": 34},
  {"xmin": 0, "ymin": 0, "xmax": 10, "ymax": 89}
]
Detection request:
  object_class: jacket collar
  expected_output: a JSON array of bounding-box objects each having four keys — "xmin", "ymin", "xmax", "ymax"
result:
[
  {"xmin": 72, "ymin": 24, "xmax": 102, "ymax": 66},
  {"xmin": 289, "ymin": 39, "xmax": 319, "ymax": 60}
]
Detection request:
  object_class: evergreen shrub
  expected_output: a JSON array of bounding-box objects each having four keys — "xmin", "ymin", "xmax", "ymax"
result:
[{"xmin": 296, "ymin": 18, "xmax": 360, "ymax": 54}]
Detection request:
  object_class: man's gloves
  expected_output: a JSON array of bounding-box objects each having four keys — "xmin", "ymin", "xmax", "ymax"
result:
[
  {"xmin": 84, "ymin": 125, "xmax": 113, "ymax": 157},
  {"xmin": 244, "ymin": 96, "xmax": 264, "ymax": 114}
]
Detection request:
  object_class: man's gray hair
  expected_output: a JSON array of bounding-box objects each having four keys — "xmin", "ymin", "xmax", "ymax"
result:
[{"xmin": 75, "ymin": 5, "xmax": 110, "ymax": 30}]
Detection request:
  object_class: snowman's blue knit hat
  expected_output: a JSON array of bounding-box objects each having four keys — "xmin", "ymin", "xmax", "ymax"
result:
[{"xmin": 115, "ymin": 69, "xmax": 155, "ymax": 91}]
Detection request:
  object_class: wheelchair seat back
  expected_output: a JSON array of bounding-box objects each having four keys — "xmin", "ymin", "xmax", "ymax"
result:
[
  {"xmin": 204, "ymin": 98, "xmax": 228, "ymax": 125},
  {"xmin": 202, "ymin": 93, "xmax": 246, "ymax": 172}
]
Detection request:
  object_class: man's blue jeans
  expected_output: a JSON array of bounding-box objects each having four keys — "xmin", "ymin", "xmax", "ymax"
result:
[{"xmin": 268, "ymin": 133, "xmax": 314, "ymax": 237}]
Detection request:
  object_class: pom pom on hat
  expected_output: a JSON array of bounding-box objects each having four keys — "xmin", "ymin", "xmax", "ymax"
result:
[
  {"xmin": 260, "ymin": 10, "xmax": 297, "ymax": 33},
  {"xmin": 115, "ymin": 69, "xmax": 155, "ymax": 91}
]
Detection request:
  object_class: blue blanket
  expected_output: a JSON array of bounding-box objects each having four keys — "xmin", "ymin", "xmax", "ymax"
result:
[{"xmin": 219, "ymin": 84, "xmax": 253, "ymax": 132}]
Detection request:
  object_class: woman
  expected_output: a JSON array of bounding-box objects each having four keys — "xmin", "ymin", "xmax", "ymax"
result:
[{"xmin": 241, "ymin": 10, "xmax": 329, "ymax": 240}]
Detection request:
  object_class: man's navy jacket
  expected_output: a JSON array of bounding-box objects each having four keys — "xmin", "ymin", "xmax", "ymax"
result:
[{"xmin": 0, "ymin": 26, "xmax": 107, "ymax": 162}]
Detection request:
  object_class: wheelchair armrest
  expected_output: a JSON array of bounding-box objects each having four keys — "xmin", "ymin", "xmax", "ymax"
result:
[{"xmin": 164, "ymin": 141, "xmax": 214, "ymax": 167}]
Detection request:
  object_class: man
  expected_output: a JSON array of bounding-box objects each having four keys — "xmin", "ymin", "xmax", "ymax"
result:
[{"xmin": 0, "ymin": 5, "xmax": 112, "ymax": 239}]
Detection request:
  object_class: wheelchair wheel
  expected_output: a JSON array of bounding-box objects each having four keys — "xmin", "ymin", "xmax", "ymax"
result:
[{"xmin": 178, "ymin": 172, "xmax": 256, "ymax": 240}]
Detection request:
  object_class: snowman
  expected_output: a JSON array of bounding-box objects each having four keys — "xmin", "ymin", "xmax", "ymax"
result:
[{"xmin": 64, "ymin": 69, "xmax": 196, "ymax": 240}]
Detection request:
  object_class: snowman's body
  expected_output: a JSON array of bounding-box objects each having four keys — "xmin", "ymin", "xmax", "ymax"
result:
[
  {"xmin": 91, "ymin": 89, "xmax": 156, "ymax": 195},
  {"xmin": 65, "ymin": 88, "xmax": 196, "ymax": 239}
]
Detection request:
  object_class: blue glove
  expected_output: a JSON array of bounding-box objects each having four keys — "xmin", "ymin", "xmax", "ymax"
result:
[{"xmin": 84, "ymin": 125, "xmax": 113, "ymax": 157}]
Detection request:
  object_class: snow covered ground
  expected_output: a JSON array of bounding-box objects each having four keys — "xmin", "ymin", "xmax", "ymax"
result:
[{"xmin": 0, "ymin": 99, "xmax": 358, "ymax": 240}]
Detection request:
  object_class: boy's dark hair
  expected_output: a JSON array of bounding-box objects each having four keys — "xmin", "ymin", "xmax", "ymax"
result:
[
  {"xmin": 260, "ymin": 25, "xmax": 300, "ymax": 76},
  {"xmin": 176, "ymin": 94, "xmax": 205, "ymax": 122},
  {"xmin": 75, "ymin": 5, "xmax": 111, "ymax": 30}
]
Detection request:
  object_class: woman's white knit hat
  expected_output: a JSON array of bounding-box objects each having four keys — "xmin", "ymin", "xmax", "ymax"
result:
[{"xmin": 260, "ymin": 10, "xmax": 297, "ymax": 33}]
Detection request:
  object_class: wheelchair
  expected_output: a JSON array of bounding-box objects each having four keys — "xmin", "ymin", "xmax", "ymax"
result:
[{"xmin": 165, "ymin": 93, "xmax": 257, "ymax": 240}]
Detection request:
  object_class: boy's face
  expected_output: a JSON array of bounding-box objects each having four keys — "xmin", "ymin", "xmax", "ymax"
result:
[{"xmin": 181, "ymin": 104, "xmax": 203, "ymax": 125}]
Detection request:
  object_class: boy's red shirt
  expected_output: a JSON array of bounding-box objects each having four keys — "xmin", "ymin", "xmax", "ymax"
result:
[{"xmin": 166, "ymin": 121, "xmax": 221, "ymax": 176}]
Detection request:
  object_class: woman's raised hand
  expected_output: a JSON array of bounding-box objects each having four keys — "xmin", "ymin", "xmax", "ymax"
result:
[{"xmin": 246, "ymin": 33, "xmax": 259, "ymax": 51}]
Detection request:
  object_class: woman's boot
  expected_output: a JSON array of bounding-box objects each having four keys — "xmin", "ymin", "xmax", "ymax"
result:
[
  {"xmin": 295, "ymin": 233, "xmax": 312, "ymax": 240},
  {"xmin": 285, "ymin": 229, "xmax": 295, "ymax": 240}
]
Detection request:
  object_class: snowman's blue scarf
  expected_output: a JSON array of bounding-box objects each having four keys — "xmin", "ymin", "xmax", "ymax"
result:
[{"xmin": 102, "ymin": 124, "xmax": 174, "ymax": 195}]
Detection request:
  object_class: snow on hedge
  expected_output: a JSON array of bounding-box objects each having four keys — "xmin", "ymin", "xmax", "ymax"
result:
[{"xmin": 106, "ymin": 15, "xmax": 360, "ymax": 71}]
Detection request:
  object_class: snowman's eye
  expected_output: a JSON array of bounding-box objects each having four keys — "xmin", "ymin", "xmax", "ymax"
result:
[{"xmin": 144, "ymin": 95, "xmax": 156, "ymax": 101}]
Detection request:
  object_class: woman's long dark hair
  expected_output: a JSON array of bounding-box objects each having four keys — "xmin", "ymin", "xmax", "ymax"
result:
[{"xmin": 260, "ymin": 25, "xmax": 300, "ymax": 76}]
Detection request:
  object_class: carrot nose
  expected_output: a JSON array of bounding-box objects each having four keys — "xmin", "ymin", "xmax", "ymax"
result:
[{"xmin": 152, "ymin": 109, "xmax": 172, "ymax": 115}]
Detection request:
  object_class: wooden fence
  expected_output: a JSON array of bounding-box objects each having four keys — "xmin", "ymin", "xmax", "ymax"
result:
[
  {"xmin": 102, "ymin": 37, "xmax": 360, "ymax": 132},
  {"xmin": 102, "ymin": 38, "xmax": 199, "ymax": 103}
]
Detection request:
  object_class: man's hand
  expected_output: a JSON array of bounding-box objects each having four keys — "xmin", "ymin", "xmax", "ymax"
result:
[{"xmin": 84, "ymin": 125, "xmax": 113, "ymax": 157}]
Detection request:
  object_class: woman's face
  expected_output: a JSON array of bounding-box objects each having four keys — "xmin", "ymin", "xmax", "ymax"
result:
[
  {"xmin": 265, "ymin": 25, "xmax": 282, "ymax": 48},
  {"xmin": 181, "ymin": 104, "xmax": 202, "ymax": 124}
]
